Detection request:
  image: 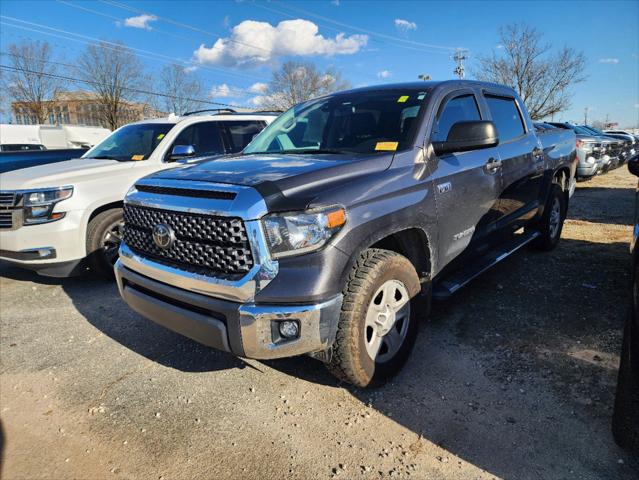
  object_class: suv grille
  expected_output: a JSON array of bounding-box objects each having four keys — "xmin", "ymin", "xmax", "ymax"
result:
[
  {"xmin": 123, "ymin": 204, "xmax": 253, "ymax": 276},
  {"xmin": 0, "ymin": 192, "xmax": 16, "ymax": 207},
  {"xmin": 0, "ymin": 211, "xmax": 12, "ymax": 229}
]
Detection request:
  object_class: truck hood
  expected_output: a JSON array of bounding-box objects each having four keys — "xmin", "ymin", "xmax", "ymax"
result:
[
  {"xmin": 149, "ymin": 152, "xmax": 394, "ymax": 211},
  {"xmin": 0, "ymin": 157, "xmax": 135, "ymax": 190},
  {"xmin": 153, "ymin": 153, "xmax": 392, "ymax": 187}
]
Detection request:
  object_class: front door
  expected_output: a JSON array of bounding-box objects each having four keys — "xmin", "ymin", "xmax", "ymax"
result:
[{"xmin": 428, "ymin": 92, "xmax": 503, "ymax": 269}]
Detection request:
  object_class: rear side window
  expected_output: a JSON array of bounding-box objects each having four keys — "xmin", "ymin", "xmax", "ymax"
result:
[
  {"xmin": 485, "ymin": 96, "xmax": 525, "ymax": 142},
  {"xmin": 221, "ymin": 121, "xmax": 267, "ymax": 153},
  {"xmin": 173, "ymin": 122, "xmax": 224, "ymax": 157},
  {"xmin": 432, "ymin": 95, "xmax": 481, "ymax": 142}
]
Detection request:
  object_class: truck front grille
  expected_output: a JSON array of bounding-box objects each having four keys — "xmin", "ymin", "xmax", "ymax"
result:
[
  {"xmin": 0, "ymin": 211, "xmax": 12, "ymax": 229},
  {"xmin": 123, "ymin": 204, "xmax": 254, "ymax": 276}
]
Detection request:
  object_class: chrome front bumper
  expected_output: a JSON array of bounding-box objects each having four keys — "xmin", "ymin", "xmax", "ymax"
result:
[{"xmin": 115, "ymin": 260, "xmax": 342, "ymax": 359}]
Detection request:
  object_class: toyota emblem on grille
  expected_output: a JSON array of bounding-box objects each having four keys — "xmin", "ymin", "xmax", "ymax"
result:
[{"xmin": 152, "ymin": 223, "xmax": 175, "ymax": 250}]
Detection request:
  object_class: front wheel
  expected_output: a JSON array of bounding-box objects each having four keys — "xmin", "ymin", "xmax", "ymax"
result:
[
  {"xmin": 327, "ymin": 249, "xmax": 422, "ymax": 387},
  {"xmin": 528, "ymin": 183, "xmax": 566, "ymax": 251},
  {"xmin": 86, "ymin": 208, "xmax": 124, "ymax": 279}
]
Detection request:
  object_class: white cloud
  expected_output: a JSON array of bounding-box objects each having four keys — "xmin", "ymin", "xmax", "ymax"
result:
[
  {"xmin": 183, "ymin": 65, "xmax": 198, "ymax": 73},
  {"xmin": 194, "ymin": 19, "xmax": 368, "ymax": 67},
  {"xmin": 249, "ymin": 82, "xmax": 268, "ymax": 94},
  {"xmin": 331, "ymin": 0, "xmax": 340, "ymax": 5},
  {"xmin": 394, "ymin": 19, "xmax": 417, "ymax": 33},
  {"xmin": 599, "ymin": 58, "xmax": 619, "ymax": 64},
  {"xmin": 634, "ymin": 103, "xmax": 639, "ymax": 109},
  {"xmin": 209, "ymin": 84, "xmax": 244, "ymax": 98},
  {"xmin": 124, "ymin": 14, "xmax": 157, "ymax": 30},
  {"xmin": 377, "ymin": 70, "xmax": 392, "ymax": 79}
]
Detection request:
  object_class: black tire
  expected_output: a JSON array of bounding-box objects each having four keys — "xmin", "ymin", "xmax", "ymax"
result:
[
  {"xmin": 327, "ymin": 248, "xmax": 423, "ymax": 388},
  {"xmin": 86, "ymin": 208, "xmax": 124, "ymax": 279},
  {"xmin": 528, "ymin": 183, "xmax": 566, "ymax": 251}
]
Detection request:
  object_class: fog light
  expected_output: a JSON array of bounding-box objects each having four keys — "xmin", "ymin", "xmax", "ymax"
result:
[{"xmin": 279, "ymin": 320, "xmax": 299, "ymax": 339}]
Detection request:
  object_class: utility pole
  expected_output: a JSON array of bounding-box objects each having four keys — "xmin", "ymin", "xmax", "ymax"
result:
[
  {"xmin": 584, "ymin": 107, "xmax": 589, "ymax": 125},
  {"xmin": 452, "ymin": 49, "xmax": 468, "ymax": 79}
]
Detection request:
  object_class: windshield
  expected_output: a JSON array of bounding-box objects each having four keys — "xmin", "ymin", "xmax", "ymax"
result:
[
  {"xmin": 244, "ymin": 89, "xmax": 428, "ymax": 155},
  {"xmin": 583, "ymin": 126, "xmax": 605, "ymax": 135},
  {"xmin": 85, "ymin": 123, "xmax": 173, "ymax": 161}
]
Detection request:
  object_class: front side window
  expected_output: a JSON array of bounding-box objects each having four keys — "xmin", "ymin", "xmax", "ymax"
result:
[
  {"xmin": 84, "ymin": 123, "xmax": 173, "ymax": 161},
  {"xmin": 245, "ymin": 89, "xmax": 428, "ymax": 155},
  {"xmin": 173, "ymin": 122, "xmax": 224, "ymax": 157},
  {"xmin": 485, "ymin": 95, "xmax": 525, "ymax": 142},
  {"xmin": 432, "ymin": 94, "xmax": 481, "ymax": 142}
]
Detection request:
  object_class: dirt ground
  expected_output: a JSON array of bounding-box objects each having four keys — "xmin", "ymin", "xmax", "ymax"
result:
[{"xmin": 1, "ymin": 166, "xmax": 638, "ymax": 480}]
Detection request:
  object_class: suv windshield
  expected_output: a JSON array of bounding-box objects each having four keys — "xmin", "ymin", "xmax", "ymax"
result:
[
  {"xmin": 85, "ymin": 123, "xmax": 173, "ymax": 161},
  {"xmin": 244, "ymin": 89, "xmax": 428, "ymax": 155}
]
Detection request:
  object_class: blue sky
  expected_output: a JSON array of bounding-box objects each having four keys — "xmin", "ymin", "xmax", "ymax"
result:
[{"xmin": 1, "ymin": 0, "xmax": 638, "ymax": 126}]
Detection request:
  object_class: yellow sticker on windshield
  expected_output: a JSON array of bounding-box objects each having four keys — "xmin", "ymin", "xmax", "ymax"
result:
[
  {"xmin": 131, "ymin": 155, "xmax": 144, "ymax": 161},
  {"xmin": 375, "ymin": 141, "xmax": 398, "ymax": 151},
  {"xmin": 397, "ymin": 95, "xmax": 409, "ymax": 103},
  {"xmin": 157, "ymin": 133, "xmax": 165, "ymax": 140}
]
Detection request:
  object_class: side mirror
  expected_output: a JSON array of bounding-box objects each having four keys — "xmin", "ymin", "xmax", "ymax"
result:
[
  {"xmin": 432, "ymin": 120, "xmax": 499, "ymax": 155},
  {"xmin": 169, "ymin": 144, "xmax": 195, "ymax": 161},
  {"xmin": 628, "ymin": 154, "xmax": 639, "ymax": 177}
]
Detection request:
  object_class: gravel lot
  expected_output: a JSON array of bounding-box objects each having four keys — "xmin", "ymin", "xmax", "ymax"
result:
[{"xmin": 1, "ymin": 166, "xmax": 638, "ymax": 480}]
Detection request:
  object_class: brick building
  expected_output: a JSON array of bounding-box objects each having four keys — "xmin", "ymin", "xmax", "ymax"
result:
[{"xmin": 11, "ymin": 91, "xmax": 165, "ymax": 128}]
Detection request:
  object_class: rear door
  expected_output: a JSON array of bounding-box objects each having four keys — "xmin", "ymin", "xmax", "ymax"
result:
[
  {"xmin": 483, "ymin": 94, "xmax": 543, "ymax": 225},
  {"xmin": 429, "ymin": 90, "xmax": 503, "ymax": 267},
  {"xmin": 219, "ymin": 120, "xmax": 267, "ymax": 153}
]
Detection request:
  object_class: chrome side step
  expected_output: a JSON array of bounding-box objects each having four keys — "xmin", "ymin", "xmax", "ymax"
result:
[{"xmin": 432, "ymin": 230, "xmax": 541, "ymax": 300}]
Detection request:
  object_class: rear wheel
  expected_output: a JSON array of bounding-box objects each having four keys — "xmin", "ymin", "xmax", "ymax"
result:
[
  {"xmin": 86, "ymin": 208, "xmax": 124, "ymax": 279},
  {"xmin": 528, "ymin": 183, "xmax": 566, "ymax": 251},
  {"xmin": 327, "ymin": 249, "xmax": 422, "ymax": 387}
]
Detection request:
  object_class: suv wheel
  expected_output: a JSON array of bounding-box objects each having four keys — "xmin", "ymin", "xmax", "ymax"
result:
[
  {"xmin": 327, "ymin": 248, "xmax": 422, "ymax": 387},
  {"xmin": 86, "ymin": 208, "xmax": 124, "ymax": 279},
  {"xmin": 529, "ymin": 183, "xmax": 566, "ymax": 251}
]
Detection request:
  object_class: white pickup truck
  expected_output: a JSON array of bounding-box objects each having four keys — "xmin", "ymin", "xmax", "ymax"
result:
[{"xmin": 0, "ymin": 110, "xmax": 278, "ymax": 277}]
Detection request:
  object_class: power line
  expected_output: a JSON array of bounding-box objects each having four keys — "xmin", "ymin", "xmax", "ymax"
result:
[
  {"xmin": 261, "ymin": 1, "xmax": 460, "ymax": 54},
  {"xmin": 98, "ymin": 0, "xmax": 273, "ymax": 54},
  {"xmin": 0, "ymin": 16, "xmax": 261, "ymax": 83},
  {"xmin": 0, "ymin": 64, "xmax": 253, "ymax": 110}
]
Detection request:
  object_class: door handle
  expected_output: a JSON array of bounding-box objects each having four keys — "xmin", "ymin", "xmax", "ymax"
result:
[{"xmin": 485, "ymin": 157, "xmax": 502, "ymax": 173}]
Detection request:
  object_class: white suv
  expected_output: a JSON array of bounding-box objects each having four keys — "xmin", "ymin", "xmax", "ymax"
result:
[{"xmin": 0, "ymin": 110, "xmax": 278, "ymax": 277}]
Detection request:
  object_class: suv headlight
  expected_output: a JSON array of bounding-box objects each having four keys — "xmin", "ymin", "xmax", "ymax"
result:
[
  {"xmin": 23, "ymin": 187, "xmax": 73, "ymax": 225},
  {"xmin": 262, "ymin": 207, "xmax": 346, "ymax": 259}
]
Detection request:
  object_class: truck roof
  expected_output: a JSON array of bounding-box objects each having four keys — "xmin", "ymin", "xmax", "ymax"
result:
[{"xmin": 337, "ymin": 79, "xmax": 517, "ymax": 95}]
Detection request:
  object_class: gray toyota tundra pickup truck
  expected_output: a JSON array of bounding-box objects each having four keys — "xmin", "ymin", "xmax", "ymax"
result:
[{"xmin": 115, "ymin": 80, "xmax": 577, "ymax": 387}]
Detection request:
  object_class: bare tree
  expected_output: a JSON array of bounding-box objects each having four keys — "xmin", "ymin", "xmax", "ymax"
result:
[
  {"xmin": 3, "ymin": 41, "xmax": 61, "ymax": 123},
  {"xmin": 475, "ymin": 24, "xmax": 586, "ymax": 120},
  {"xmin": 158, "ymin": 64, "xmax": 204, "ymax": 115},
  {"xmin": 257, "ymin": 61, "xmax": 350, "ymax": 111},
  {"xmin": 76, "ymin": 42, "xmax": 145, "ymax": 129}
]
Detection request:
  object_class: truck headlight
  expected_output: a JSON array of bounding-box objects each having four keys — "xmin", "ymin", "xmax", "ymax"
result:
[
  {"xmin": 23, "ymin": 187, "xmax": 73, "ymax": 225},
  {"xmin": 262, "ymin": 207, "xmax": 346, "ymax": 259}
]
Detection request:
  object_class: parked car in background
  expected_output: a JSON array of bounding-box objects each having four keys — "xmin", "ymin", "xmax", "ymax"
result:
[
  {"xmin": 0, "ymin": 124, "xmax": 110, "ymax": 150},
  {"xmin": 0, "ymin": 148, "xmax": 89, "ymax": 174},
  {"xmin": 612, "ymin": 153, "xmax": 639, "ymax": 454},
  {"xmin": 548, "ymin": 122, "xmax": 607, "ymax": 179},
  {"xmin": 606, "ymin": 129, "xmax": 639, "ymax": 144},
  {"xmin": 0, "ymin": 144, "xmax": 46, "ymax": 152},
  {"xmin": 581, "ymin": 125, "xmax": 634, "ymax": 165},
  {"xmin": 115, "ymin": 80, "xmax": 576, "ymax": 387},
  {"xmin": 0, "ymin": 110, "xmax": 277, "ymax": 278}
]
